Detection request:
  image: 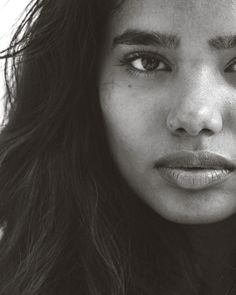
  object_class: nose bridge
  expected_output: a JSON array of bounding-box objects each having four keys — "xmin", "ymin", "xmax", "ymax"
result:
[
  {"xmin": 177, "ymin": 68, "xmax": 211, "ymax": 119},
  {"xmin": 167, "ymin": 66, "xmax": 223, "ymax": 136}
]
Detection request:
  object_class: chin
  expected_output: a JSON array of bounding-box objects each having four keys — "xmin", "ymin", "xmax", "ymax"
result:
[
  {"xmin": 133, "ymin": 179, "xmax": 236, "ymax": 225},
  {"xmin": 157, "ymin": 206, "xmax": 236, "ymax": 225}
]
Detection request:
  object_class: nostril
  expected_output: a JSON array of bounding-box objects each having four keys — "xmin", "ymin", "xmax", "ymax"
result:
[
  {"xmin": 200, "ymin": 128, "xmax": 214, "ymax": 136},
  {"xmin": 175, "ymin": 128, "xmax": 213, "ymax": 137},
  {"xmin": 176, "ymin": 128, "xmax": 186, "ymax": 135}
]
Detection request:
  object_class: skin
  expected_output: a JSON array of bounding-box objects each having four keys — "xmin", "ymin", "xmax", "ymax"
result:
[
  {"xmin": 99, "ymin": 0, "xmax": 236, "ymax": 291},
  {"xmin": 99, "ymin": 0, "xmax": 236, "ymax": 224}
]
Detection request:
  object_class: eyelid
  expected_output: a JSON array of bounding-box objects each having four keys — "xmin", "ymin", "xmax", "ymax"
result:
[
  {"xmin": 224, "ymin": 57, "xmax": 236, "ymax": 72},
  {"xmin": 120, "ymin": 50, "xmax": 173, "ymax": 71},
  {"xmin": 122, "ymin": 50, "xmax": 171, "ymax": 64}
]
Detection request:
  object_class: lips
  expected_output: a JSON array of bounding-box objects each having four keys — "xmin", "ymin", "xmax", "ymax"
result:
[
  {"xmin": 155, "ymin": 151, "xmax": 235, "ymax": 190},
  {"xmin": 155, "ymin": 151, "xmax": 235, "ymax": 171}
]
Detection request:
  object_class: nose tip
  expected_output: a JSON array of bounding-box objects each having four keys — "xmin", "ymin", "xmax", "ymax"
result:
[{"xmin": 167, "ymin": 106, "xmax": 223, "ymax": 137}]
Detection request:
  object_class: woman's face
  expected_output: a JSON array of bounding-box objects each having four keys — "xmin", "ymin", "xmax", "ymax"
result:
[{"xmin": 99, "ymin": 0, "xmax": 236, "ymax": 224}]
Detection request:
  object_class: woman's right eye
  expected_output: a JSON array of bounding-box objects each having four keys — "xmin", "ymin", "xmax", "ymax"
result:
[
  {"xmin": 225, "ymin": 60, "xmax": 236, "ymax": 73},
  {"xmin": 119, "ymin": 52, "xmax": 172, "ymax": 77}
]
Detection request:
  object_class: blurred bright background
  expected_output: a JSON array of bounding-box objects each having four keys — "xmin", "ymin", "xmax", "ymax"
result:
[{"xmin": 0, "ymin": 0, "xmax": 30, "ymax": 123}]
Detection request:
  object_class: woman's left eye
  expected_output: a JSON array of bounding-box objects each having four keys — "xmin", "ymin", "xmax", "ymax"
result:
[{"xmin": 119, "ymin": 52, "xmax": 171, "ymax": 76}]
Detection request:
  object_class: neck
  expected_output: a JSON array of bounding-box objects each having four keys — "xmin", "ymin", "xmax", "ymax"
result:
[
  {"xmin": 181, "ymin": 214, "xmax": 236, "ymax": 293},
  {"xmin": 183, "ymin": 214, "xmax": 236, "ymax": 261}
]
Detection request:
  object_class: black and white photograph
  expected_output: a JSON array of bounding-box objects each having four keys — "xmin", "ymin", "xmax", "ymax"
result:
[{"xmin": 0, "ymin": 1, "xmax": 236, "ymax": 294}]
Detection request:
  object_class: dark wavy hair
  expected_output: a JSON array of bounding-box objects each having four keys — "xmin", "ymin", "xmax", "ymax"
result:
[{"xmin": 0, "ymin": 1, "xmax": 215, "ymax": 294}]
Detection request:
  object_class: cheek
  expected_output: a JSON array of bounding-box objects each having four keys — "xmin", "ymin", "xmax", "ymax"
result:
[{"xmin": 99, "ymin": 81, "xmax": 164, "ymax": 171}]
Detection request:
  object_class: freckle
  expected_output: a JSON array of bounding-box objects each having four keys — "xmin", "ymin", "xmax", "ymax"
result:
[{"xmin": 128, "ymin": 84, "xmax": 132, "ymax": 88}]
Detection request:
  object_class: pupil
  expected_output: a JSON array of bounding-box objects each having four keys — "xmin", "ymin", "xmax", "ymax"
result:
[{"xmin": 142, "ymin": 57, "xmax": 158, "ymax": 70}]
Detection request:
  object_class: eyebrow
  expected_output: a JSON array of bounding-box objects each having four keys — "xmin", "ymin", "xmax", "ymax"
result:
[
  {"xmin": 112, "ymin": 29, "xmax": 180, "ymax": 49},
  {"xmin": 208, "ymin": 35, "xmax": 236, "ymax": 50},
  {"xmin": 113, "ymin": 30, "xmax": 236, "ymax": 51}
]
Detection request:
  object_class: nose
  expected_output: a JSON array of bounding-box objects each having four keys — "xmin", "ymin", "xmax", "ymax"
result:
[{"xmin": 166, "ymin": 71, "xmax": 223, "ymax": 137}]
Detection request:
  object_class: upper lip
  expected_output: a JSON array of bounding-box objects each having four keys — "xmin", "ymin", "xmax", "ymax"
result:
[{"xmin": 155, "ymin": 151, "xmax": 236, "ymax": 170}]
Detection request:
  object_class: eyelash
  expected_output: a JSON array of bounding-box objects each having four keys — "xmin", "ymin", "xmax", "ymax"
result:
[
  {"xmin": 118, "ymin": 52, "xmax": 236, "ymax": 76},
  {"xmin": 225, "ymin": 59, "xmax": 236, "ymax": 72},
  {"xmin": 119, "ymin": 51, "xmax": 172, "ymax": 77}
]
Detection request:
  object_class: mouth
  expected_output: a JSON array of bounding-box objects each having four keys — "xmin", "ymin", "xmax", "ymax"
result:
[{"xmin": 155, "ymin": 151, "xmax": 235, "ymax": 190}]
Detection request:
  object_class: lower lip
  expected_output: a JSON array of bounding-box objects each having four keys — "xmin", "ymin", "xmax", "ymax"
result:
[{"xmin": 157, "ymin": 167, "xmax": 233, "ymax": 190}]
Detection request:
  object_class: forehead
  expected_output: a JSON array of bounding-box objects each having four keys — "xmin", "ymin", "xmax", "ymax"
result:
[{"xmin": 111, "ymin": 0, "xmax": 236, "ymax": 39}]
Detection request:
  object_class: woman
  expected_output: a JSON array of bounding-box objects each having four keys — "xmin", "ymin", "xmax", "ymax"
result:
[{"xmin": 1, "ymin": 0, "xmax": 236, "ymax": 294}]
